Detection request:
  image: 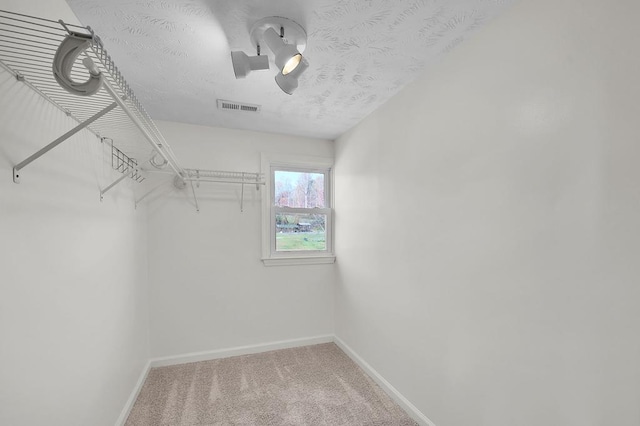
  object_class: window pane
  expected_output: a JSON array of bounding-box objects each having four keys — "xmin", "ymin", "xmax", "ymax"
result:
[
  {"xmin": 275, "ymin": 213, "xmax": 326, "ymax": 251},
  {"xmin": 274, "ymin": 170, "xmax": 325, "ymax": 208}
]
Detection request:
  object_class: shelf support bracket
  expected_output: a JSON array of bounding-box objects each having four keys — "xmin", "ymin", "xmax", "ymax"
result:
[
  {"xmin": 190, "ymin": 180, "xmax": 200, "ymax": 213},
  {"xmin": 100, "ymin": 167, "xmax": 130, "ymax": 202},
  {"xmin": 13, "ymin": 101, "xmax": 118, "ymax": 183},
  {"xmin": 240, "ymin": 173, "xmax": 245, "ymax": 213}
]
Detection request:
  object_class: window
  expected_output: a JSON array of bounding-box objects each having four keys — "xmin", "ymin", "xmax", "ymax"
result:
[{"xmin": 261, "ymin": 154, "xmax": 335, "ymax": 266}]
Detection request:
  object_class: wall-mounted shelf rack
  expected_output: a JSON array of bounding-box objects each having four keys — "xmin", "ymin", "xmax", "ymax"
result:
[
  {"xmin": 143, "ymin": 169, "xmax": 265, "ymax": 212},
  {"xmin": 184, "ymin": 169, "xmax": 265, "ymax": 212},
  {"xmin": 183, "ymin": 169, "xmax": 264, "ymax": 187},
  {"xmin": 1, "ymin": 10, "xmax": 264, "ymax": 211},
  {"xmin": 0, "ymin": 9, "xmax": 183, "ymax": 189},
  {"xmin": 136, "ymin": 169, "xmax": 265, "ymax": 212}
]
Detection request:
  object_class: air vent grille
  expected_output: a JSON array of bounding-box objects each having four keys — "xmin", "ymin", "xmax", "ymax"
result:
[{"xmin": 217, "ymin": 99, "xmax": 261, "ymax": 113}]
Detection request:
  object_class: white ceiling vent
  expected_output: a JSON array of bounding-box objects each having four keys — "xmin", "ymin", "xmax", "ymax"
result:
[{"xmin": 217, "ymin": 99, "xmax": 261, "ymax": 113}]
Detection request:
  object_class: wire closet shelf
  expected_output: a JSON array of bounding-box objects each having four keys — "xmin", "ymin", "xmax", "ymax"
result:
[{"xmin": 0, "ymin": 9, "xmax": 183, "ymax": 184}]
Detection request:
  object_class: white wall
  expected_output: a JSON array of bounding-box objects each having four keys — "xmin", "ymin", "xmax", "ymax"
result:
[
  {"xmin": 334, "ymin": 0, "xmax": 640, "ymax": 425},
  {"xmin": 0, "ymin": 29, "xmax": 149, "ymax": 426},
  {"xmin": 147, "ymin": 121, "xmax": 334, "ymax": 358}
]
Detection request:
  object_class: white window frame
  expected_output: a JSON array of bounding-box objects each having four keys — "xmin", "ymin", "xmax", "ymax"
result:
[{"xmin": 261, "ymin": 153, "xmax": 335, "ymax": 266}]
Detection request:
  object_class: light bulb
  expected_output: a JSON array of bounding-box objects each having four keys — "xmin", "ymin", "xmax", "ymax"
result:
[{"xmin": 282, "ymin": 54, "xmax": 302, "ymax": 75}]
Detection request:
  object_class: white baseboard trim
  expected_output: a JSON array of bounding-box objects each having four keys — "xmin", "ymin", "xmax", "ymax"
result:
[
  {"xmin": 334, "ymin": 336, "xmax": 436, "ymax": 426},
  {"xmin": 114, "ymin": 359, "xmax": 152, "ymax": 426},
  {"xmin": 149, "ymin": 334, "xmax": 335, "ymax": 368}
]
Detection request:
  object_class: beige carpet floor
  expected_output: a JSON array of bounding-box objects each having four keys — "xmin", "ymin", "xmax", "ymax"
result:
[{"xmin": 125, "ymin": 342, "xmax": 417, "ymax": 425}]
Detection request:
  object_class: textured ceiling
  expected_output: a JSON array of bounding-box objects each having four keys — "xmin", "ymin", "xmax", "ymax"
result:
[{"xmin": 66, "ymin": 0, "xmax": 513, "ymax": 140}]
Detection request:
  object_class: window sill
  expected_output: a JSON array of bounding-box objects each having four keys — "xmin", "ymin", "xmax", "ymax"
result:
[{"xmin": 262, "ymin": 255, "xmax": 336, "ymax": 267}]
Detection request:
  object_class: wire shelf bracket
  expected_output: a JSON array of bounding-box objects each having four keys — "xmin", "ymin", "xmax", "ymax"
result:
[
  {"xmin": 189, "ymin": 180, "xmax": 200, "ymax": 213},
  {"xmin": 13, "ymin": 101, "xmax": 117, "ymax": 183},
  {"xmin": 100, "ymin": 166, "xmax": 131, "ymax": 201}
]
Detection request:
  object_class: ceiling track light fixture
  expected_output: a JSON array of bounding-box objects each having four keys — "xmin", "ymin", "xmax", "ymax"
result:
[{"xmin": 230, "ymin": 16, "xmax": 308, "ymax": 95}]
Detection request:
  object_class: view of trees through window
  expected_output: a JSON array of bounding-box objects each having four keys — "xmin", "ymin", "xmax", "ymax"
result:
[
  {"xmin": 274, "ymin": 171, "xmax": 325, "ymax": 208},
  {"xmin": 274, "ymin": 170, "xmax": 327, "ymax": 251}
]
